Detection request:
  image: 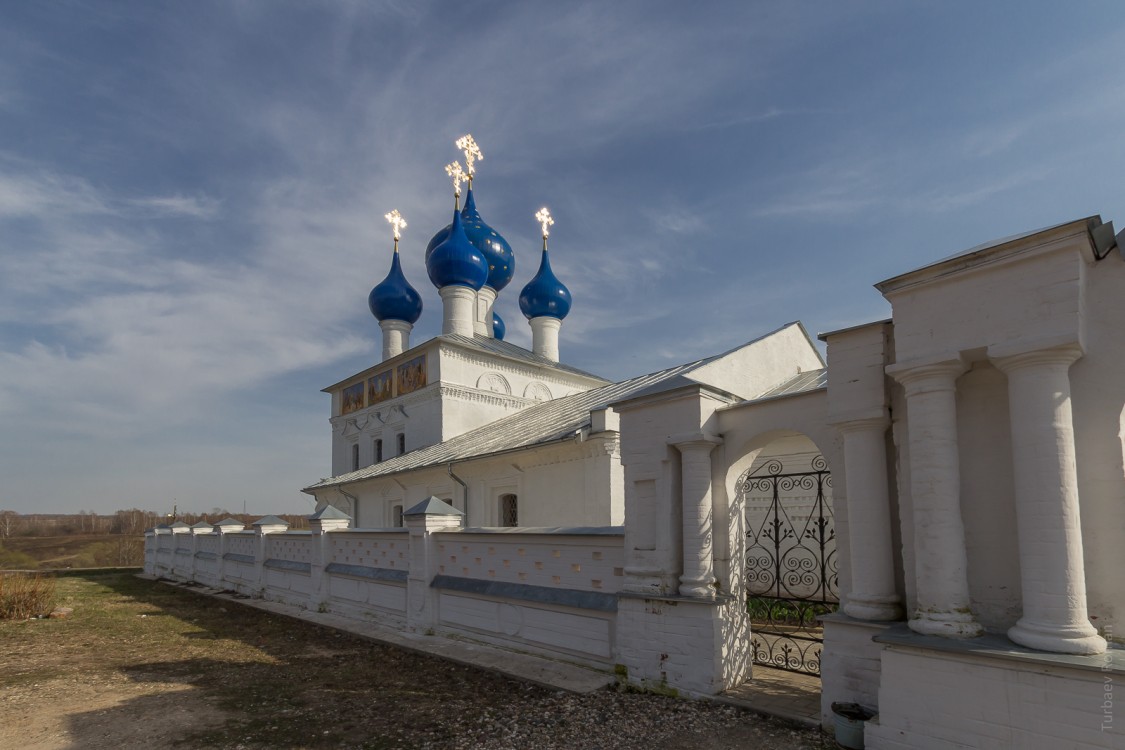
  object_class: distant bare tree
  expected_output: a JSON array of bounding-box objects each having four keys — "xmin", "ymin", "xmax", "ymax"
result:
[{"xmin": 0, "ymin": 511, "xmax": 16, "ymax": 539}]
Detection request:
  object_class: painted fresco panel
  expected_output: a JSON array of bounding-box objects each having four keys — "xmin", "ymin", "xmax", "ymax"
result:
[
  {"xmin": 396, "ymin": 355, "xmax": 427, "ymax": 396},
  {"xmin": 341, "ymin": 382, "xmax": 365, "ymax": 415},
  {"xmin": 368, "ymin": 370, "xmax": 393, "ymax": 404}
]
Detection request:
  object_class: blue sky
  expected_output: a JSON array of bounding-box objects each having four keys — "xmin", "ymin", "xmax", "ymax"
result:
[{"xmin": 2, "ymin": 1, "xmax": 1123, "ymax": 515}]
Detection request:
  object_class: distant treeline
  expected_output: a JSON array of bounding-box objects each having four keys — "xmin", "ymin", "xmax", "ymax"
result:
[{"xmin": 0, "ymin": 509, "xmax": 311, "ymax": 539}]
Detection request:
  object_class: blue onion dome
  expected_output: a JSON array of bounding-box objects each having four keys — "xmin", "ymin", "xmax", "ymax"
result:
[
  {"xmin": 492, "ymin": 311, "xmax": 506, "ymax": 340},
  {"xmin": 426, "ymin": 190, "xmax": 515, "ymax": 292},
  {"xmin": 460, "ymin": 189, "xmax": 515, "ymax": 291},
  {"xmin": 369, "ymin": 249, "xmax": 423, "ymax": 324},
  {"xmin": 426, "ymin": 209, "xmax": 488, "ymax": 290},
  {"xmin": 519, "ymin": 247, "xmax": 571, "ymax": 320},
  {"xmin": 425, "ymin": 223, "xmax": 450, "ymax": 263}
]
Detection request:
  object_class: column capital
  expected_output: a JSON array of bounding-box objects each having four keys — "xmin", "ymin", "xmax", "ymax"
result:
[
  {"xmin": 668, "ymin": 431, "xmax": 722, "ymax": 452},
  {"xmin": 886, "ymin": 356, "xmax": 966, "ymax": 394},
  {"xmin": 990, "ymin": 341, "xmax": 1083, "ymax": 373}
]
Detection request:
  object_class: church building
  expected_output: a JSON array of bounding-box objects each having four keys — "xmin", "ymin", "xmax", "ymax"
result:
[{"xmin": 303, "ymin": 137, "xmax": 823, "ymax": 530}]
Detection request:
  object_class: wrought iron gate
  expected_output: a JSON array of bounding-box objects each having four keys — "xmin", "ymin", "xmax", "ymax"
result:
[{"xmin": 738, "ymin": 454, "xmax": 837, "ymax": 676}]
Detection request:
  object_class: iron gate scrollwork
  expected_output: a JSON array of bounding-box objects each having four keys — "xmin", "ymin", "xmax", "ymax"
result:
[{"xmin": 738, "ymin": 454, "xmax": 837, "ymax": 676}]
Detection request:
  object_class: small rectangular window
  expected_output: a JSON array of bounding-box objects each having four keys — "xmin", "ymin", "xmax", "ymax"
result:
[
  {"xmin": 393, "ymin": 504, "xmax": 403, "ymax": 528},
  {"xmin": 351, "ymin": 443, "xmax": 360, "ymax": 471},
  {"xmin": 375, "ymin": 439, "xmax": 383, "ymax": 463},
  {"xmin": 397, "ymin": 433, "xmax": 406, "ymax": 455},
  {"xmin": 501, "ymin": 494, "xmax": 518, "ymax": 527}
]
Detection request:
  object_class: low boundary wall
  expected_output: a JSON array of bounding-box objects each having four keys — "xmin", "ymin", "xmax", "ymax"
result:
[{"xmin": 145, "ymin": 517, "xmax": 625, "ymax": 670}]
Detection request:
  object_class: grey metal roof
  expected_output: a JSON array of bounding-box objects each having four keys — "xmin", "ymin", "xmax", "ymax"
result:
[
  {"xmin": 403, "ymin": 496, "xmax": 463, "ymax": 516},
  {"xmin": 252, "ymin": 515, "xmax": 290, "ymax": 527},
  {"xmin": 308, "ymin": 504, "xmax": 352, "ymax": 521},
  {"xmin": 304, "ymin": 358, "xmax": 710, "ymax": 493},
  {"xmin": 754, "ymin": 368, "xmax": 828, "ymax": 399},
  {"xmin": 876, "ymin": 216, "xmax": 1098, "ymax": 290},
  {"xmin": 439, "ymin": 333, "xmax": 608, "ymax": 382}
]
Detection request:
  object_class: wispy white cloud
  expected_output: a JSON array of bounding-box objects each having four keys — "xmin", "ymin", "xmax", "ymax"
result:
[{"xmin": 126, "ymin": 194, "xmax": 221, "ymax": 219}]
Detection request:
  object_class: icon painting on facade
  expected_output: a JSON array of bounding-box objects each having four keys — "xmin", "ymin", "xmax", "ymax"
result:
[
  {"xmin": 396, "ymin": 355, "xmax": 427, "ymax": 396},
  {"xmin": 368, "ymin": 370, "xmax": 393, "ymax": 405},
  {"xmin": 341, "ymin": 382, "xmax": 365, "ymax": 415}
]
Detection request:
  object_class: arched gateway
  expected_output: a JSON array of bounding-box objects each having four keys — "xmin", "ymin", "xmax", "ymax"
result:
[{"xmin": 737, "ymin": 448, "xmax": 837, "ymax": 676}]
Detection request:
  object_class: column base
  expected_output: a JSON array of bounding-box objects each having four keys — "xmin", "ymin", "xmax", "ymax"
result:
[
  {"xmin": 908, "ymin": 610, "xmax": 983, "ymax": 638},
  {"xmin": 678, "ymin": 577, "xmax": 716, "ymax": 598},
  {"xmin": 843, "ymin": 593, "xmax": 903, "ymax": 622},
  {"xmin": 1008, "ymin": 619, "xmax": 1107, "ymax": 655}
]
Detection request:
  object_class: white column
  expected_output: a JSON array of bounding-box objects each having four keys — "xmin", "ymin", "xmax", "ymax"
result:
[
  {"xmin": 992, "ymin": 343, "xmax": 1106, "ymax": 655},
  {"xmin": 475, "ymin": 287, "xmax": 496, "ymax": 337},
  {"xmin": 835, "ymin": 416, "xmax": 903, "ymax": 621},
  {"xmin": 380, "ymin": 319, "xmax": 412, "ymax": 360},
  {"xmin": 439, "ymin": 285, "xmax": 476, "ymax": 337},
  {"xmin": 529, "ymin": 316, "xmax": 561, "ymax": 361},
  {"xmin": 887, "ymin": 358, "xmax": 982, "ymax": 638},
  {"xmin": 673, "ymin": 434, "xmax": 722, "ymax": 598}
]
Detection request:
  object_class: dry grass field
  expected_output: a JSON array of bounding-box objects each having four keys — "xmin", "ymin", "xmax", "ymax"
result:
[{"xmin": 0, "ymin": 573, "xmax": 832, "ymax": 749}]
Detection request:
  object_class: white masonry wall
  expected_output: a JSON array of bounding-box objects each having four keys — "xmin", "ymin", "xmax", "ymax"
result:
[
  {"xmin": 867, "ymin": 644, "xmax": 1123, "ymax": 749},
  {"xmin": 145, "ymin": 521, "xmax": 625, "ymax": 670}
]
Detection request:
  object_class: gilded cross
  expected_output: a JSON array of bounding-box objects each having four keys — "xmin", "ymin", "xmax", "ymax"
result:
[
  {"xmin": 455, "ymin": 134, "xmax": 483, "ymax": 176},
  {"xmin": 445, "ymin": 161, "xmax": 466, "ymax": 197},
  {"xmin": 384, "ymin": 209, "xmax": 407, "ymax": 250},
  {"xmin": 535, "ymin": 207, "xmax": 554, "ymax": 239}
]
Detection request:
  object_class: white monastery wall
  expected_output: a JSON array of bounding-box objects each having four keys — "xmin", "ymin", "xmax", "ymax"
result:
[
  {"xmin": 868, "ymin": 643, "xmax": 1122, "ymax": 749},
  {"xmin": 431, "ymin": 529, "xmax": 623, "ymax": 665},
  {"xmin": 1070, "ymin": 254, "xmax": 1125, "ymax": 634},
  {"xmin": 954, "ymin": 362, "xmax": 1022, "ymax": 630},
  {"xmin": 886, "ymin": 241, "xmax": 1085, "ymax": 362},
  {"xmin": 146, "ymin": 518, "xmax": 624, "ymax": 669}
]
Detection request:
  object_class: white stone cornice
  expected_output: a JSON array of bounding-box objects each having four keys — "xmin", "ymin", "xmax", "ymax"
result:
[
  {"xmin": 438, "ymin": 384, "xmax": 538, "ymax": 410},
  {"xmin": 668, "ymin": 431, "xmax": 723, "ymax": 449}
]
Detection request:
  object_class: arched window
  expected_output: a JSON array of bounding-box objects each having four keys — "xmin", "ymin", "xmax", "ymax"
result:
[
  {"xmin": 500, "ymin": 494, "xmax": 518, "ymax": 527},
  {"xmin": 392, "ymin": 504, "xmax": 403, "ymax": 528}
]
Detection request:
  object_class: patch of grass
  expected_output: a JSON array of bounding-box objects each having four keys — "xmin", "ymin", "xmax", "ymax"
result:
[{"xmin": 0, "ymin": 572, "xmax": 56, "ymax": 619}]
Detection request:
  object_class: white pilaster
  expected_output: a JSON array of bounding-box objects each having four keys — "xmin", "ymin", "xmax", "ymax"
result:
[
  {"xmin": 529, "ymin": 316, "xmax": 561, "ymax": 362},
  {"xmin": 834, "ymin": 416, "xmax": 903, "ymax": 621},
  {"xmin": 887, "ymin": 357, "xmax": 982, "ymax": 638},
  {"xmin": 672, "ymin": 433, "xmax": 723, "ymax": 598},
  {"xmin": 404, "ymin": 499, "xmax": 464, "ymax": 633},
  {"xmin": 380, "ymin": 319, "xmax": 412, "ymax": 360},
  {"xmin": 475, "ymin": 287, "xmax": 497, "ymax": 338},
  {"xmin": 991, "ymin": 343, "xmax": 1106, "ymax": 655},
  {"xmin": 440, "ymin": 285, "xmax": 477, "ymax": 337}
]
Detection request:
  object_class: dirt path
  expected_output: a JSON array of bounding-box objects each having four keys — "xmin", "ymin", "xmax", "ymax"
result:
[{"xmin": 0, "ymin": 574, "xmax": 832, "ymax": 749}]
